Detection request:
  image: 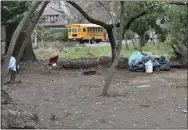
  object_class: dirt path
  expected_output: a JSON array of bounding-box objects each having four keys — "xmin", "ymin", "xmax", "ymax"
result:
[{"xmin": 4, "ymin": 68, "xmax": 187, "ymax": 129}]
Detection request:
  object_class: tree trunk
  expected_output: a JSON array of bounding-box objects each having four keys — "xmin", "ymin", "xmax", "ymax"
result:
[
  {"xmin": 14, "ymin": 22, "xmax": 37, "ymax": 62},
  {"xmin": 5, "ymin": 24, "xmax": 18, "ymax": 54},
  {"xmin": 16, "ymin": 1, "xmax": 49, "ymax": 63},
  {"xmin": 102, "ymin": 1, "xmax": 125, "ymax": 96},
  {"xmin": 20, "ymin": 36, "xmax": 37, "ymax": 61},
  {"xmin": 6, "ymin": 25, "xmax": 37, "ymax": 62},
  {"xmin": 13, "ymin": 31, "xmax": 27, "ymax": 57},
  {"xmin": 139, "ymin": 35, "xmax": 145, "ymax": 52},
  {"xmin": 172, "ymin": 41, "xmax": 188, "ymax": 66},
  {"xmin": 132, "ymin": 38, "xmax": 136, "ymax": 49},
  {"xmin": 1, "ymin": 1, "xmax": 41, "ymax": 85},
  {"xmin": 152, "ymin": 38, "xmax": 155, "ymax": 45},
  {"xmin": 1, "ymin": 25, "xmax": 6, "ymax": 55},
  {"xmin": 13, "ymin": 27, "xmax": 37, "ymax": 62},
  {"xmin": 59, "ymin": 56, "xmax": 129, "ymax": 69},
  {"xmin": 34, "ymin": 29, "xmax": 38, "ymax": 49},
  {"xmin": 106, "ymin": 28, "xmax": 116, "ymax": 62},
  {"xmin": 125, "ymin": 38, "xmax": 129, "ymax": 50}
]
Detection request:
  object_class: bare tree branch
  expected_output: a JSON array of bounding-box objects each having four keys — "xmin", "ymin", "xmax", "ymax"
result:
[
  {"xmin": 53, "ymin": 2, "xmax": 99, "ymax": 20},
  {"xmin": 67, "ymin": 1, "xmax": 110, "ymax": 28},
  {"xmin": 66, "ymin": 1, "xmax": 120, "ymax": 28},
  {"xmin": 98, "ymin": 1, "xmax": 118, "ymax": 40},
  {"xmin": 50, "ymin": 6, "xmax": 64, "ymax": 14},
  {"xmin": 65, "ymin": 2, "xmax": 82, "ymax": 23},
  {"xmin": 87, "ymin": 3, "xmax": 102, "ymax": 15},
  {"xmin": 169, "ymin": 1, "xmax": 188, "ymax": 5},
  {"xmin": 98, "ymin": 1, "xmax": 111, "ymax": 15}
]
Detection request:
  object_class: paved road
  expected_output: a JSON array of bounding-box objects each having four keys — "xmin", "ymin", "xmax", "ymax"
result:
[
  {"xmin": 83, "ymin": 40, "xmax": 139, "ymax": 47},
  {"xmin": 85, "ymin": 42, "xmax": 110, "ymax": 47}
]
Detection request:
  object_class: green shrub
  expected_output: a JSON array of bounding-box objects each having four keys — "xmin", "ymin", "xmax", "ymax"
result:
[
  {"xmin": 42, "ymin": 28, "xmax": 68, "ymax": 42},
  {"xmin": 46, "ymin": 34, "xmax": 55, "ymax": 41},
  {"xmin": 158, "ymin": 34, "xmax": 166, "ymax": 42},
  {"xmin": 53, "ymin": 32, "xmax": 68, "ymax": 42}
]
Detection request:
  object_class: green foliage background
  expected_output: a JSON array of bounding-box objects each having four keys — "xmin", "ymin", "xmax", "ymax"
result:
[{"xmin": 42, "ymin": 28, "xmax": 68, "ymax": 42}]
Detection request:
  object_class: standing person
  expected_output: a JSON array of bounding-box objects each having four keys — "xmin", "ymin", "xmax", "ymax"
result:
[{"xmin": 7, "ymin": 56, "xmax": 18, "ymax": 84}]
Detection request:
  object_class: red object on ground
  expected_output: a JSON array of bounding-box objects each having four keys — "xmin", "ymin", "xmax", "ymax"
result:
[{"xmin": 42, "ymin": 55, "xmax": 58, "ymax": 65}]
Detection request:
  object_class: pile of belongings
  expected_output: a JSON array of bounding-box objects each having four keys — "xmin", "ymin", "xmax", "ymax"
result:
[{"xmin": 128, "ymin": 51, "xmax": 171, "ymax": 72}]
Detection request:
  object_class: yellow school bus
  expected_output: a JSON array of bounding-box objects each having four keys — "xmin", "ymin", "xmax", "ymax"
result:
[{"xmin": 68, "ymin": 24, "xmax": 108, "ymax": 44}]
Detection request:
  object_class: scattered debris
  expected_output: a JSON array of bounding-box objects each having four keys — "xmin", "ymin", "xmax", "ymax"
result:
[
  {"xmin": 181, "ymin": 110, "xmax": 187, "ymax": 113},
  {"xmin": 137, "ymin": 85, "xmax": 151, "ymax": 88},
  {"xmin": 83, "ymin": 70, "xmax": 96, "ymax": 75},
  {"xmin": 30, "ymin": 113, "xmax": 39, "ymax": 123},
  {"xmin": 139, "ymin": 104, "xmax": 151, "ymax": 107},
  {"xmin": 50, "ymin": 113, "xmax": 57, "ymax": 121}
]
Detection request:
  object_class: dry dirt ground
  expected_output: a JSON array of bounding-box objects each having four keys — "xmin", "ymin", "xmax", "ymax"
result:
[{"xmin": 3, "ymin": 66, "xmax": 187, "ymax": 129}]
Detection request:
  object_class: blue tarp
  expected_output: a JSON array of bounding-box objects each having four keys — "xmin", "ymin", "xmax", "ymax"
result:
[
  {"xmin": 128, "ymin": 51, "xmax": 144, "ymax": 66},
  {"xmin": 128, "ymin": 52, "xmax": 171, "ymax": 72},
  {"xmin": 158, "ymin": 56, "xmax": 171, "ymax": 71}
]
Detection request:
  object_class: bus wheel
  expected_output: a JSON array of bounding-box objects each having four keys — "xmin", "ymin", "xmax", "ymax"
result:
[
  {"xmin": 96, "ymin": 40, "xmax": 102, "ymax": 43},
  {"xmin": 91, "ymin": 37, "xmax": 96, "ymax": 44}
]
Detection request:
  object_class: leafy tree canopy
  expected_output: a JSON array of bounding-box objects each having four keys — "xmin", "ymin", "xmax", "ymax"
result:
[
  {"xmin": 1, "ymin": 1, "xmax": 29, "ymax": 25},
  {"xmin": 164, "ymin": 5, "xmax": 188, "ymax": 44},
  {"xmin": 124, "ymin": 2, "xmax": 167, "ymax": 42},
  {"xmin": 1, "ymin": 1, "xmax": 40, "ymax": 26}
]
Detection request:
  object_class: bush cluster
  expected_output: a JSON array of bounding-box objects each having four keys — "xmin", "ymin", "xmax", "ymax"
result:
[{"xmin": 42, "ymin": 28, "xmax": 68, "ymax": 42}]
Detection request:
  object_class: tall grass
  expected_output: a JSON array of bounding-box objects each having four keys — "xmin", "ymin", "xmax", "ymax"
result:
[
  {"xmin": 34, "ymin": 40, "xmax": 173, "ymax": 61},
  {"xmin": 61, "ymin": 46, "xmax": 111, "ymax": 60},
  {"xmin": 34, "ymin": 41, "xmax": 65, "ymax": 61}
]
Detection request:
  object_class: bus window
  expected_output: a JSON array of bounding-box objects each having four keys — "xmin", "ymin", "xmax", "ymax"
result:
[
  {"xmin": 78, "ymin": 28, "xmax": 81, "ymax": 32},
  {"xmin": 91, "ymin": 27, "xmax": 93, "ymax": 32},
  {"xmin": 97, "ymin": 27, "xmax": 100, "ymax": 32},
  {"xmin": 72, "ymin": 28, "xmax": 77, "ymax": 33},
  {"xmin": 95, "ymin": 27, "xmax": 97, "ymax": 32},
  {"xmin": 101, "ymin": 28, "xmax": 103, "ymax": 32},
  {"xmin": 83, "ymin": 28, "xmax": 86, "ymax": 32},
  {"xmin": 87, "ymin": 27, "xmax": 101, "ymax": 32}
]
